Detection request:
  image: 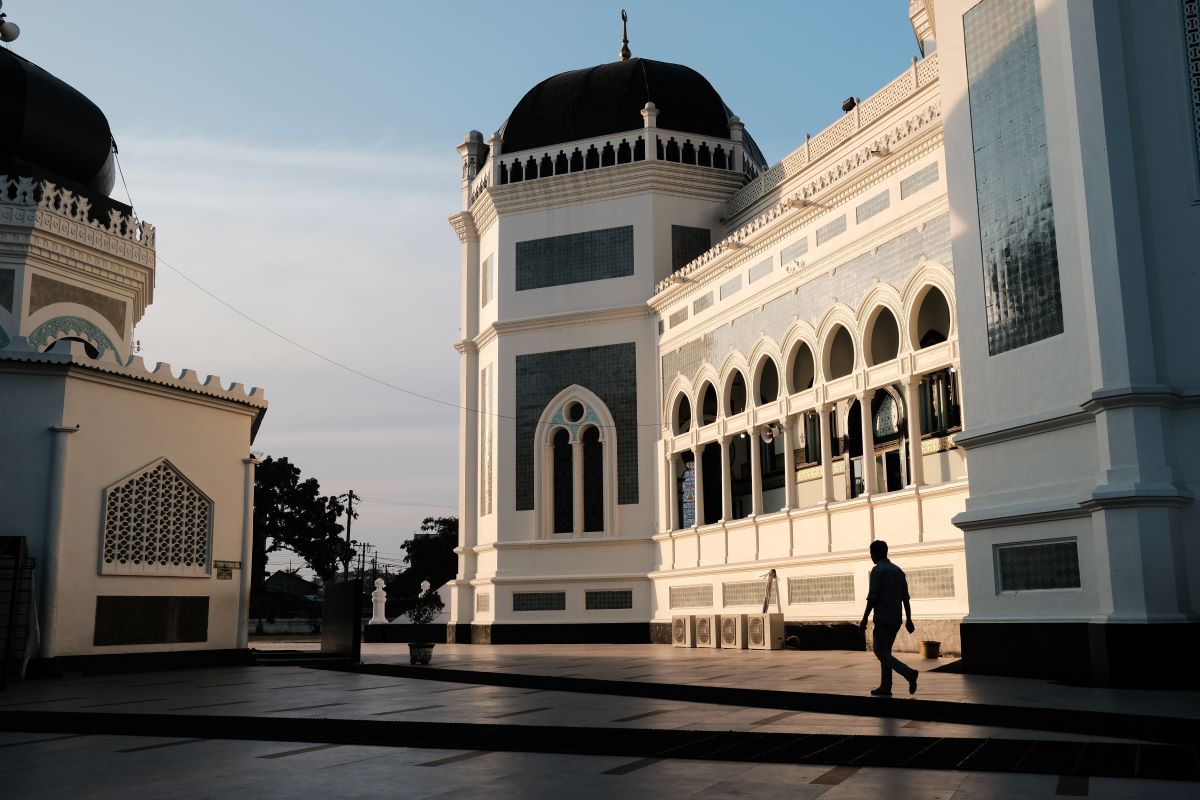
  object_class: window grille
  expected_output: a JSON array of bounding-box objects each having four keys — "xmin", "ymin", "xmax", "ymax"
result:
[
  {"xmin": 669, "ymin": 584, "xmax": 713, "ymax": 609},
  {"xmin": 815, "ymin": 214, "xmax": 847, "ymax": 245},
  {"xmin": 748, "ymin": 259, "xmax": 773, "ymax": 284},
  {"xmin": 780, "ymin": 238, "xmax": 808, "ymax": 265},
  {"xmin": 512, "ymin": 591, "xmax": 566, "ymax": 611},
  {"xmin": 475, "ymin": 592, "xmax": 490, "ymax": 612},
  {"xmin": 585, "ymin": 590, "xmax": 633, "ymax": 610},
  {"xmin": 907, "ymin": 566, "xmax": 956, "ymax": 599},
  {"xmin": 855, "ymin": 190, "xmax": 891, "ymax": 224},
  {"xmin": 722, "ymin": 580, "xmax": 779, "ymax": 607},
  {"xmin": 101, "ymin": 459, "xmax": 212, "ymax": 576},
  {"xmin": 788, "ymin": 574, "xmax": 855, "ymax": 604},
  {"xmin": 996, "ymin": 539, "xmax": 1081, "ymax": 592},
  {"xmin": 900, "ymin": 162, "xmax": 939, "ymax": 199}
]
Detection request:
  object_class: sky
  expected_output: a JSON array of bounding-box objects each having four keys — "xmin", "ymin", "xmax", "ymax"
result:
[{"xmin": 7, "ymin": 1, "xmax": 920, "ymax": 575}]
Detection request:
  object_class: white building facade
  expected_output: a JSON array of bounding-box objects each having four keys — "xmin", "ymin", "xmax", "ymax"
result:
[
  {"xmin": 0, "ymin": 46, "xmax": 267, "ymax": 671},
  {"xmin": 450, "ymin": 1, "xmax": 1199, "ymax": 683}
]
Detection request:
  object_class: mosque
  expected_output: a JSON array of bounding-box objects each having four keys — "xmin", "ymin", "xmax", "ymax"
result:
[
  {"xmin": 448, "ymin": 0, "xmax": 1200, "ymax": 685},
  {"xmin": 0, "ymin": 34, "xmax": 266, "ymax": 671}
]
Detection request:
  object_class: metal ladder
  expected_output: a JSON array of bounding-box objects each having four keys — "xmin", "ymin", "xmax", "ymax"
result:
[{"xmin": 0, "ymin": 536, "xmax": 37, "ymax": 689}]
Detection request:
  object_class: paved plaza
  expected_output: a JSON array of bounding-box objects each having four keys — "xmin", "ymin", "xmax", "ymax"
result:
[{"xmin": 1, "ymin": 643, "xmax": 1198, "ymax": 798}]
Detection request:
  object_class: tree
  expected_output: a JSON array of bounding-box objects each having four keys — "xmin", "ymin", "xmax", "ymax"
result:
[
  {"xmin": 253, "ymin": 456, "xmax": 353, "ymax": 587},
  {"xmin": 385, "ymin": 517, "xmax": 457, "ymax": 616}
]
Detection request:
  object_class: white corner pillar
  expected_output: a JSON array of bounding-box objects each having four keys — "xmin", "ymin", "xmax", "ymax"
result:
[
  {"xmin": 749, "ymin": 428, "xmax": 763, "ymax": 517},
  {"xmin": 694, "ymin": 445, "xmax": 706, "ymax": 527},
  {"xmin": 859, "ymin": 389, "xmax": 876, "ymax": 496},
  {"xmin": 40, "ymin": 424, "xmax": 78, "ymax": 659},
  {"xmin": 782, "ymin": 416, "xmax": 797, "ymax": 510},
  {"xmin": 667, "ymin": 453, "xmax": 679, "ymax": 531},
  {"xmin": 571, "ymin": 441, "xmax": 584, "ymax": 537},
  {"xmin": 719, "ymin": 436, "xmax": 733, "ymax": 521},
  {"xmin": 903, "ymin": 377, "xmax": 925, "ymax": 487},
  {"xmin": 818, "ymin": 404, "xmax": 834, "ymax": 503},
  {"xmin": 237, "ymin": 455, "xmax": 260, "ymax": 649},
  {"xmin": 542, "ymin": 443, "xmax": 555, "ymax": 537}
]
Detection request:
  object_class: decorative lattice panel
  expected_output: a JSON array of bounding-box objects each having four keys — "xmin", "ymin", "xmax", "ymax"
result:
[
  {"xmin": 102, "ymin": 459, "xmax": 212, "ymax": 576},
  {"xmin": 788, "ymin": 574, "xmax": 856, "ymax": 604},
  {"xmin": 669, "ymin": 584, "xmax": 713, "ymax": 609},
  {"xmin": 907, "ymin": 566, "xmax": 956, "ymax": 599},
  {"xmin": 585, "ymin": 590, "xmax": 633, "ymax": 610},
  {"xmin": 722, "ymin": 580, "xmax": 780, "ymax": 607}
]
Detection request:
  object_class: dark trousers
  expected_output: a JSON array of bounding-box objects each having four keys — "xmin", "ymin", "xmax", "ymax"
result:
[{"xmin": 873, "ymin": 623, "xmax": 916, "ymax": 691}]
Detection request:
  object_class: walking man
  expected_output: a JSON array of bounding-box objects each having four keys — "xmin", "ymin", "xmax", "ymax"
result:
[{"xmin": 859, "ymin": 540, "xmax": 918, "ymax": 696}]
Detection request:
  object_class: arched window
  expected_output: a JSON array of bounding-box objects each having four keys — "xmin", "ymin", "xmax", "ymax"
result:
[
  {"xmin": 756, "ymin": 358, "xmax": 779, "ymax": 405},
  {"xmin": 699, "ymin": 382, "xmax": 718, "ymax": 425},
  {"xmin": 867, "ymin": 308, "xmax": 900, "ymax": 365},
  {"xmin": 674, "ymin": 393, "xmax": 692, "ymax": 434},
  {"xmin": 826, "ymin": 325, "xmax": 855, "ymax": 379},
  {"xmin": 536, "ymin": 388, "xmax": 617, "ymax": 538},
  {"xmin": 914, "ymin": 287, "xmax": 951, "ymax": 349},
  {"xmin": 789, "ymin": 343, "xmax": 815, "ymax": 392},
  {"xmin": 727, "ymin": 371, "xmax": 747, "ymax": 415}
]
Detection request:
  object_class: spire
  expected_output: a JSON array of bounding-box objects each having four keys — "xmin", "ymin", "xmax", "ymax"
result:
[{"xmin": 619, "ymin": 9, "xmax": 631, "ymax": 61}]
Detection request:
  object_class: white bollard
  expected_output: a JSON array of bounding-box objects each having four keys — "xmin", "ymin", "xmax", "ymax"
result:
[{"xmin": 368, "ymin": 578, "xmax": 389, "ymax": 624}]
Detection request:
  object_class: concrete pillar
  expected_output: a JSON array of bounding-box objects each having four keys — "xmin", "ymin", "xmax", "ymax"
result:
[
  {"xmin": 40, "ymin": 424, "xmax": 77, "ymax": 658},
  {"xmin": 543, "ymin": 444, "xmax": 555, "ymax": 537},
  {"xmin": 720, "ymin": 436, "xmax": 732, "ymax": 520},
  {"xmin": 694, "ymin": 444, "xmax": 706, "ymax": 526},
  {"xmin": 236, "ymin": 455, "xmax": 259, "ymax": 649},
  {"xmin": 818, "ymin": 404, "xmax": 834, "ymax": 503},
  {"xmin": 572, "ymin": 441, "xmax": 584, "ymax": 537},
  {"xmin": 668, "ymin": 454, "xmax": 679, "ymax": 531},
  {"xmin": 859, "ymin": 389, "xmax": 876, "ymax": 496},
  {"xmin": 750, "ymin": 428, "xmax": 763, "ymax": 516},
  {"xmin": 903, "ymin": 377, "xmax": 925, "ymax": 487},
  {"xmin": 782, "ymin": 416, "xmax": 797, "ymax": 510}
]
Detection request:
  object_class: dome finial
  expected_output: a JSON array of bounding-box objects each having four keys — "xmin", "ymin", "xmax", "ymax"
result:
[{"xmin": 619, "ymin": 9, "xmax": 631, "ymax": 61}]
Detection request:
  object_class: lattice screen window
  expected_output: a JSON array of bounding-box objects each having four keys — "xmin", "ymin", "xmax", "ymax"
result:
[
  {"xmin": 512, "ymin": 591, "xmax": 566, "ymax": 612},
  {"xmin": 907, "ymin": 566, "xmax": 956, "ymax": 599},
  {"xmin": 475, "ymin": 592, "xmax": 490, "ymax": 613},
  {"xmin": 723, "ymin": 580, "xmax": 780, "ymax": 607},
  {"xmin": 669, "ymin": 584, "xmax": 713, "ymax": 609},
  {"xmin": 585, "ymin": 590, "xmax": 633, "ymax": 610},
  {"xmin": 102, "ymin": 459, "xmax": 212, "ymax": 576},
  {"xmin": 788, "ymin": 574, "xmax": 855, "ymax": 604}
]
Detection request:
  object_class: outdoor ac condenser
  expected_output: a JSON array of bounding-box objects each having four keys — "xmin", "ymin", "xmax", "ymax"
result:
[
  {"xmin": 671, "ymin": 614, "xmax": 696, "ymax": 647},
  {"xmin": 746, "ymin": 612, "xmax": 785, "ymax": 650},
  {"xmin": 694, "ymin": 614, "xmax": 719, "ymax": 648},
  {"xmin": 720, "ymin": 613, "xmax": 748, "ymax": 649}
]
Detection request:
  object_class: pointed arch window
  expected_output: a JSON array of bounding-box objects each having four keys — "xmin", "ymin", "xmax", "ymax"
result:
[
  {"xmin": 535, "ymin": 387, "xmax": 617, "ymax": 538},
  {"xmin": 101, "ymin": 459, "xmax": 212, "ymax": 576}
]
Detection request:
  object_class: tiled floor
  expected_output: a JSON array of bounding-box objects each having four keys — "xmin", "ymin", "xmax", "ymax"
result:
[{"xmin": 1, "ymin": 642, "xmax": 1197, "ymax": 798}]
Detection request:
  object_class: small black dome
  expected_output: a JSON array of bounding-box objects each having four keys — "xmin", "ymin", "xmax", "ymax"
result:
[
  {"xmin": 500, "ymin": 57, "xmax": 765, "ymax": 167},
  {"xmin": 0, "ymin": 48, "xmax": 116, "ymax": 197}
]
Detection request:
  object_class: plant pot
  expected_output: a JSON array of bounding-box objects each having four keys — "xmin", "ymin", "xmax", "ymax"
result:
[
  {"xmin": 919, "ymin": 640, "xmax": 941, "ymax": 659},
  {"xmin": 408, "ymin": 642, "xmax": 435, "ymax": 665}
]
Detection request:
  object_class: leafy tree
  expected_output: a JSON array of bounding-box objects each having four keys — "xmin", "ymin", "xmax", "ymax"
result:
[
  {"xmin": 253, "ymin": 456, "xmax": 354, "ymax": 587},
  {"xmin": 385, "ymin": 517, "xmax": 457, "ymax": 615}
]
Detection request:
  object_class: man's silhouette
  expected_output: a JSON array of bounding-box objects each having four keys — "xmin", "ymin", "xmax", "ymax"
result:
[{"xmin": 859, "ymin": 540, "xmax": 918, "ymax": 696}]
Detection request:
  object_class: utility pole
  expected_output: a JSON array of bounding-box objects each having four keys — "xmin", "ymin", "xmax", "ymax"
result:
[{"xmin": 341, "ymin": 489, "xmax": 358, "ymax": 579}]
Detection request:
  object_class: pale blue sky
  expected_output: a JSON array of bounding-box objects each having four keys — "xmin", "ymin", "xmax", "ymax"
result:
[{"xmin": 8, "ymin": 1, "xmax": 919, "ymax": 573}]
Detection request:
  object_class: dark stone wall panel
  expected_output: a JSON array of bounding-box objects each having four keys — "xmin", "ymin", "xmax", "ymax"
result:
[
  {"xmin": 516, "ymin": 342, "xmax": 638, "ymax": 509},
  {"xmin": 30, "ymin": 274, "xmax": 127, "ymax": 334},
  {"xmin": 0, "ymin": 268, "xmax": 13, "ymax": 312},
  {"xmin": 515, "ymin": 226, "xmax": 634, "ymax": 290},
  {"xmin": 93, "ymin": 595, "xmax": 209, "ymax": 646}
]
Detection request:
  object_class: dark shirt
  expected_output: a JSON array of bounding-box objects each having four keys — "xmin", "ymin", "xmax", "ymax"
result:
[{"xmin": 868, "ymin": 558, "xmax": 910, "ymax": 626}]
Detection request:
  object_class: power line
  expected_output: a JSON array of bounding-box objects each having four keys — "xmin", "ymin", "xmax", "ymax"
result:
[{"xmin": 152, "ymin": 253, "xmax": 663, "ymax": 431}]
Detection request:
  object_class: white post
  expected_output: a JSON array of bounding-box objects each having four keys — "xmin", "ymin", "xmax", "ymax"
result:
[
  {"xmin": 720, "ymin": 436, "xmax": 732, "ymax": 520},
  {"xmin": 750, "ymin": 428, "xmax": 763, "ymax": 516},
  {"xmin": 782, "ymin": 416, "xmax": 797, "ymax": 510},
  {"xmin": 543, "ymin": 443, "xmax": 555, "ymax": 537},
  {"xmin": 859, "ymin": 390, "xmax": 876, "ymax": 496},
  {"xmin": 40, "ymin": 424, "xmax": 77, "ymax": 658},
  {"xmin": 237, "ymin": 455, "xmax": 259, "ymax": 649},
  {"xmin": 668, "ymin": 454, "xmax": 679, "ymax": 531},
  {"xmin": 818, "ymin": 404, "xmax": 834, "ymax": 503},
  {"xmin": 369, "ymin": 578, "xmax": 389, "ymax": 624},
  {"xmin": 694, "ymin": 444, "xmax": 706, "ymax": 527},
  {"xmin": 904, "ymin": 377, "xmax": 925, "ymax": 487}
]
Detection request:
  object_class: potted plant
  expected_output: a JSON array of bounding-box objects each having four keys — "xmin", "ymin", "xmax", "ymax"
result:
[{"xmin": 406, "ymin": 581, "xmax": 445, "ymax": 665}]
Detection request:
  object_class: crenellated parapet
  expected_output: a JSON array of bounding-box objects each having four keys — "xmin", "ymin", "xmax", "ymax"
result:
[{"xmin": 0, "ymin": 175, "xmax": 157, "ymax": 356}]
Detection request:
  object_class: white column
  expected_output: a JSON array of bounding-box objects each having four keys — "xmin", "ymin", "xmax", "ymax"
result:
[
  {"xmin": 749, "ymin": 428, "xmax": 763, "ymax": 516},
  {"xmin": 668, "ymin": 455, "xmax": 679, "ymax": 531},
  {"xmin": 572, "ymin": 441, "xmax": 584, "ymax": 536},
  {"xmin": 237, "ymin": 455, "xmax": 259, "ymax": 649},
  {"xmin": 859, "ymin": 389, "xmax": 876, "ymax": 496},
  {"xmin": 720, "ymin": 436, "xmax": 732, "ymax": 520},
  {"xmin": 782, "ymin": 416, "xmax": 797, "ymax": 510},
  {"xmin": 40, "ymin": 424, "xmax": 77, "ymax": 658},
  {"xmin": 694, "ymin": 445, "xmax": 706, "ymax": 527},
  {"xmin": 904, "ymin": 377, "xmax": 925, "ymax": 487},
  {"xmin": 818, "ymin": 404, "xmax": 834, "ymax": 503}
]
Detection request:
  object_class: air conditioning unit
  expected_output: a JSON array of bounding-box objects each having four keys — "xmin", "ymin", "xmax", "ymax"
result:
[
  {"xmin": 720, "ymin": 614, "xmax": 748, "ymax": 649},
  {"xmin": 671, "ymin": 614, "xmax": 696, "ymax": 647},
  {"xmin": 746, "ymin": 612, "xmax": 785, "ymax": 650},
  {"xmin": 695, "ymin": 614, "xmax": 720, "ymax": 648}
]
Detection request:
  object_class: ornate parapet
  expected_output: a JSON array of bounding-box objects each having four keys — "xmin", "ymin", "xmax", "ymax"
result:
[{"xmin": 1, "ymin": 176, "xmax": 155, "ymax": 256}]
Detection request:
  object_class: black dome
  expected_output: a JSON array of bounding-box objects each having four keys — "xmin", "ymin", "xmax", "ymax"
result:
[
  {"xmin": 0, "ymin": 47, "xmax": 116, "ymax": 197},
  {"xmin": 500, "ymin": 57, "xmax": 765, "ymax": 166}
]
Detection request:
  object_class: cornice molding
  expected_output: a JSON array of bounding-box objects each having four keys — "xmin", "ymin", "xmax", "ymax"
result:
[
  {"xmin": 474, "ymin": 303, "xmax": 652, "ymax": 349},
  {"xmin": 447, "ymin": 211, "xmax": 478, "ymax": 243}
]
